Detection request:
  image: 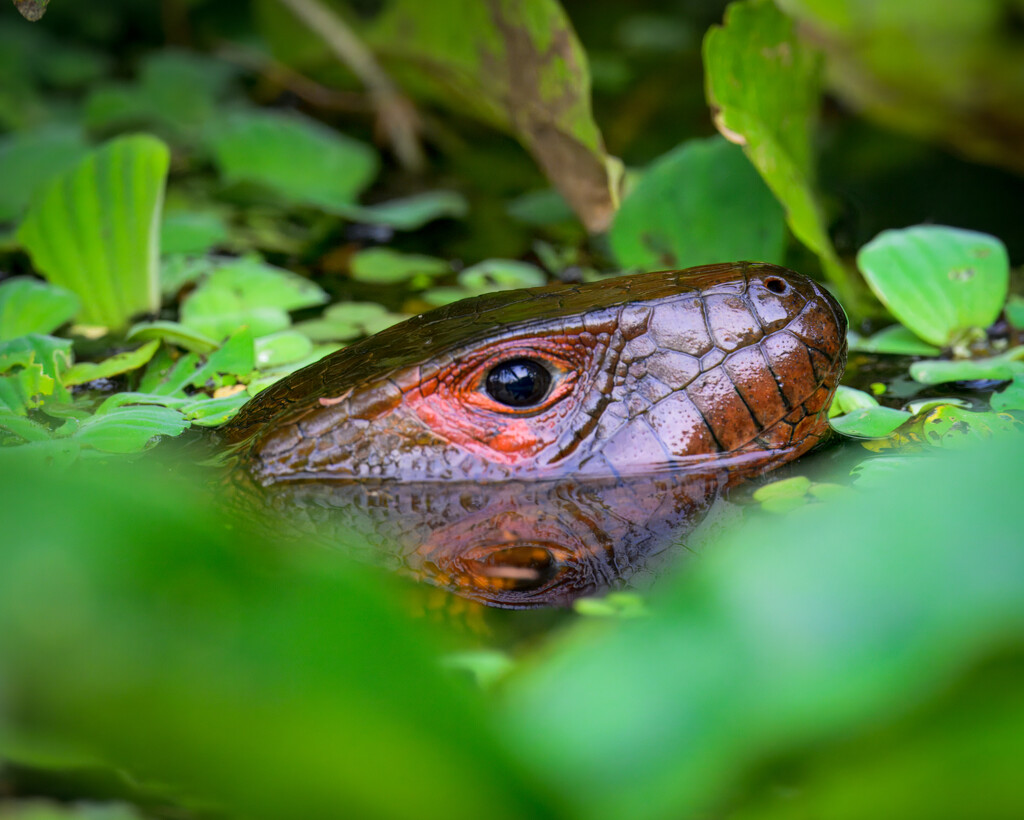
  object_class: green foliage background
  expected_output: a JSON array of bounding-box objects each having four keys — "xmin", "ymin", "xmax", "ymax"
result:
[{"xmin": 1, "ymin": 0, "xmax": 1023, "ymax": 818}]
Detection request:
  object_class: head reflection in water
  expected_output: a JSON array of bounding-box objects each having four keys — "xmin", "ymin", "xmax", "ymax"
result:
[{"xmin": 255, "ymin": 471, "xmax": 724, "ymax": 608}]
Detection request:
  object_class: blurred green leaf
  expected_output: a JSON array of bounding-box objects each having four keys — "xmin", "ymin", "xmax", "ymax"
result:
[
  {"xmin": 17, "ymin": 135, "xmax": 170, "ymax": 331},
  {"xmin": 180, "ymin": 258, "xmax": 327, "ymax": 341},
  {"xmin": 909, "ymin": 346, "xmax": 1024, "ymax": 385},
  {"xmin": 349, "ymin": 247, "xmax": 449, "ymax": 285},
  {"xmin": 858, "ymin": 226, "xmax": 1008, "ymax": 348},
  {"xmin": 829, "ymin": 405, "xmax": 912, "ymax": 438},
  {"xmin": 159, "ymin": 254, "xmax": 220, "ymax": 297},
  {"xmin": 776, "ymin": 0, "xmax": 1024, "ymax": 177},
  {"xmin": 138, "ymin": 328, "xmax": 255, "ymax": 398},
  {"xmin": 611, "ymin": 136, "xmax": 785, "ymax": 271},
  {"xmin": 160, "ymin": 211, "xmax": 229, "ymax": 256},
  {"xmin": 254, "ymin": 330, "xmax": 313, "ymax": 369},
  {"xmin": 991, "ymin": 377, "xmax": 1024, "ymax": 413},
  {"xmin": 458, "ymin": 259, "xmax": 546, "ymax": 291},
  {"xmin": 506, "ymin": 189, "xmax": 574, "ymax": 227},
  {"xmin": 62, "ymin": 341, "xmax": 159, "ymax": 388},
  {"xmin": 0, "ymin": 801, "xmax": 141, "ymax": 820},
  {"xmin": 704, "ymin": 0, "xmax": 858, "ymax": 307},
  {"xmin": 126, "ymin": 321, "xmax": 218, "ymax": 355},
  {"xmin": 180, "ymin": 391, "xmax": 251, "ymax": 427},
  {"xmin": 71, "ymin": 405, "xmax": 189, "ymax": 453},
  {"xmin": 259, "ymin": 0, "xmax": 617, "ymax": 231},
  {"xmin": 206, "ymin": 110, "xmax": 379, "ymax": 210},
  {"xmin": 752, "ymin": 475, "xmax": 811, "ymax": 502},
  {"xmin": 337, "ymin": 191, "xmax": 469, "ymax": 230},
  {"xmin": 86, "ymin": 50, "xmax": 236, "ymax": 137},
  {"xmin": 850, "ymin": 324, "xmax": 943, "ymax": 357},
  {"xmin": 502, "ymin": 435, "xmax": 1024, "ymax": 819},
  {"xmin": 1006, "ymin": 296, "xmax": 1024, "ymax": 329},
  {"xmin": 0, "ymin": 125, "xmax": 90, "ymax": 223},
  {"xmin": 294, "ymin": 302, "xmax": 403, "ymax": 343},
  {"xmin": 0, "ymin": 455, "xmax": 550, "ymax": 820},
  {"xmin": 0, "ymin": 277, "xmax": 79, "ymax": 341}
]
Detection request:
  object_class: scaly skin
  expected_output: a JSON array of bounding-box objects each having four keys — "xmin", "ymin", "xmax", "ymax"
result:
[{"xmin": 226, "ymin": 262, "xmax": 847, "ymax": 485}]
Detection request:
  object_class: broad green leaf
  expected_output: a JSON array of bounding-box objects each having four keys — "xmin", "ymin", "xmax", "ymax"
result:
[
  {"xmin": 349, "ymin": 248, "xmax": 449, "ymax": 285},
  {"xmin": 752, "ymin": 475, "xmax": 811, "ymax": 502},
  {"xmin": 259, "ymin": 0, "xmax": 618, "ymax": 231},
  {"xmin": 86, "ymin": 50, "xmax": 236, "ymax": 137},
  {"xmin": 857, "ymin": 226, "xmax": 1009, "ymax": 348},
  {"xmin": 0, "ymin": 455, "xmax": 550, "ymax": 820},
  {"xmin": 159, "ymin": 253, "xmax": 220, "ymax": 297},
  {"xmin": 254, "ymin": 330, "xmax": 314, "ymax": 369},
  {"xmin": 704, "ymin": 0, "xmax": 861, "ymax": 308},
  {"xmin": 506, "ymin": 189, "xmax": 575, "ymax": 227},
  {"xmin": 610, "ymin": 136, "xmax": 785, "ymax": 270},
  {"xmin": 160, "ymin": 211, "xmax": 229, "ymax": 255},
  {"xmin": 180, "ymin": 258, "xmax": 327, "ymax": 341},
  {"xmin": 62, "ymin": 340, "xmax": 160, "ymax": 388},
  {"xmin": 126, "ymin": 320, "xmax": 218, "ymax": 355},
  {"xmin": 850, "ymin": 324, "xmax": 943, "ymax": 357},
  {"xmin": 336, "ymin": 191, "xmax": 469, "ymax": 230},
  {"xmin": 776, "ymin": 0, "xmax": 1024, "ymax": 178},
  {"xmin": 1006, "ymin": 296, "xmax": 1024, "ymax": 329},
  {"xmin": 895, "ymin": 405, "xmax": 1020, "ymax": 449},
  {"xmin": 0, "ymin": 125, "xmax": 89, "ymax": 223},
  {"xmin": 138, "ymin": 328, "xmax": 255, "ymax": 398},
  {"xmin": 181, "ymin": 392, "xmax": 251, "ymax": 427},
  {"xmin": 17, "ymin": 135, "xmax": 170, "ymax": 331},
  {"xmin": 909, "ymin": 346, "xmax": 1024, "ymax": 385},
  {"xmin": 0, "ymin": 409, "xmax": 52, "ymax": 442},
  {"xmin": 206, "ymin": 110, "xmax": 379, "ymax": 210},
  {"xmin": 0, "ymin": 335, "xmax": 72, "ymax": 412},
  {"xmin": 0, "ymin": 277, "xmax": 79, "ymax": 340},
  {"xmin": 829, "ymin": 405, "xmax": 912, "ymax": 438},
  {"xmin": 991, "ymin": 377, "xmax": 1024, "ymax": 413},
  {"xmin": 501, "ymin": 435, "xmax": 1024, "ymax": 820},
  {"xmin": 294, "ymin": 302, "xmax": 403, "ymax": 343},
  {"xmin": 828, "ymin": 385, "xmax": 879, "ymax": 418},
  {"xmin": 71, "ymin": 405, "xmax": 189, "ymax": 453},
  {"xmin": 458, "ymin": 259, "xmax": 546, "ymax": 291}
]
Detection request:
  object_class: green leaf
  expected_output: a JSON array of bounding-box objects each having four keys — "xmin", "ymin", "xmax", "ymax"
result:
[
  {"xmin": 857, "ymin": 226, "xmax": 1010, "ymax": 348},
  {"xmin": 610, "ymin": 136, "xmax": 785, "ymax": 270},
  {"xmin": 895, "ymin": 405, "xmax": 1020, "ymax": 449},
  {"xmin": 752, "ymin": 475, "xmax": 811, "ymax": 502},
  {"xmin": 457, "ymin": 259, "xmax": 546, "ymax": 291},
  {"xmin": 86, "ymin": 50, "xmax": 236, "ymax": 137},
  {"xmin": 0, "ymin": 277, "xmax": 79, "ymax": 341},
  {"xmin": 181, "ymin": 392, "xmax": 251, "ymax": 427},
  {"xmin": 336, "ymin": 191, "xmax": 469, "ymax": 230},
  {"xmin": 849, "ymin": 324, "xmax": 943, "ymax": 357},
  {"xmin": 0, "ymin": 334, "xmax": 72, "ymax": 413},
  {"xmin": 254, "ymin": 330, "xmax": 314, "ymax": 369},
  {"xmin": 909, "ymin": 347, "xmax": 1024, "ymax": 385},
  {"xmin": 1006, "ymin": 295, "xmax": 1024, "ymax": 329},
  {"xmin": 704, "ymin": 0, "xmax": 858, "ymax": 307},
  {"xmin": 62, "ymin": 340, "xmax": 160, "ymax": 388},
  {"xmin": 160, "ymin": 210, "xmax": 229, "ymax": 255},
  {"xmin": 17, "ymin": 134, "xmax": 170, "ymax": 331},
  {"xmin": 829, "ymin": 405, "xmax": 912, "ymax": 438},
  {"xmin": 344, "ymin": 0, "xmax": 619, "ymax": 231},
  {"xmin": 991, "ymin": 377, "xmax": 1024, "ymax": 413},
  {"xmin": 349, "ymin": 248, "xmax": 449, "ymax": 285},
  {"xmin": 180, "ymin": 258, "xmax": 327, "ymax": 341},
  {"xmin": 294, "ymin": 302, "xmax": 403, "ymax": 343},
  {"xmin": 159, "ymin": 253, "xmax": 220, "ymax": 297},
  {"xmin": 0, "ymin": 125, "xmax": 90, "ymax": 223},
  {"xmin": 0, "ymin": 409, "xmax": 53, "ymax": 442},
  {"xmin": 70, "ymin": 405, "xmax": 189, "ymax": 453},
  {"xmin": 0, "ymin": 455, "xmax": 550, "ymax": 820},
  {"xmin": 126, "ymin": 320, "xmax": 219, "ymax": 355},
  {"xmin": 501, "ymin": 435, "xmax": 1024, "ymax": 819},
  {"xmin": 206, "ymin": 110, "xmax": 379, "ymax": 210},
  {"xmin": 828, "ymin": 385, "xmax": 879, "ymax": 418}
]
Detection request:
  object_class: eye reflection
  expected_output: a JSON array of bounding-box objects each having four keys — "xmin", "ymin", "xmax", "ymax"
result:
[
  {"xmin": 463, "ymin": 545, "xmax": 562, "ymax": 593},
  {"xmin": 485, "ymin": 358, "xmax": 552, "ymax": 407}
]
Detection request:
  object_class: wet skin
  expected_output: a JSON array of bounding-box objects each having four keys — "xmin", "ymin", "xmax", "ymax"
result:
[{"xmin": 226, "ymin": 262, "xmax": 848, "ymax": 607}]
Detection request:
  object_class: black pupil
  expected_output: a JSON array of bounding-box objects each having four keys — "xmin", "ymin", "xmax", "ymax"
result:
[{"xmin": 485, "ymin": 358, "xmax": 551, "ymax": 407}]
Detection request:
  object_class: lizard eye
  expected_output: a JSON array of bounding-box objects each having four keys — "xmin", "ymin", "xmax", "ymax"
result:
[{"xmin": 485, "ymin": 358, "xmax": 552, "ymax": 407}]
